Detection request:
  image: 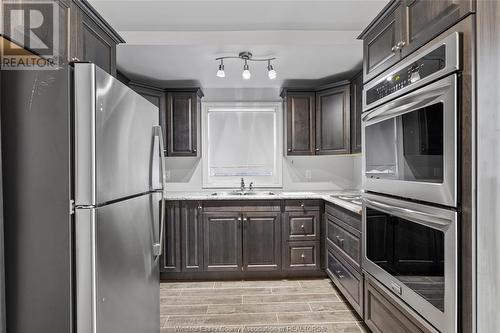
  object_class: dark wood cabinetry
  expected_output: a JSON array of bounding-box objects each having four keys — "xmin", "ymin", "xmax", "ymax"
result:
[
  {"xmin": 69, "ymin": 0, "xmax": 123, "ymax": 76},
  {"xmin": 283, "ymin": 92, "xmax": 316, "ymax": 155},
  {"xmin": 181, "ymin": 201, "xmax": 204, "ymax": 272},
  {"xmin": 401, "ymin": 0, "xmax": 474, "ymax": 58},
  {"xmin": 282, "ymin": 85, "xmax": 351, "ymax": 156},
  {"xmin": 166, "ymin": 89, "xmax": 203, "ymax": 157},
  {"xmin": 161, "ymin": 201, "xmax": 181, "ymax": 272},
  {"xmin": 316, "ymin": 85, "xmax": 351, "ymax": 155},
  {"xmin": 364, "ymin": 275, "xmax": 438, "ymax": 333},
  {"xmin": 350, "ymin": 72, "xmax": 363, "ymax": 154},
  {"xmin": 359, "ymin": 0, "xmax": 474, "ymax": 83},
  {"xmin": 325, "ymin": 202, "xmax": 363, "ymax": 317},
  {"xmin": 203, "ymin": 212, "xmax": 242, "ymax": 272},
  {"xmin": 243, "ymin": 212, "xmax": 281, "ymax": 271}
]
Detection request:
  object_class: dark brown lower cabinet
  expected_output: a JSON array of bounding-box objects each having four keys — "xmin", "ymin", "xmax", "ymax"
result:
[
  {"xmin": 181, "ymin": 201, "xmax": 204, "ymax": 272},
  {"xmin": 364, "ymin": 274, "xmax": 438, "ymax": 333},
  {"xmin": 283, "ymin": 241, "xmax": 321, "ymax": 271},
  {"xmin": 326, "ymin": 248, "xmax": 363, "ymax": 317},
  {"xmin": 203, "ymin": 212, "xmax": 242, "ymax": 272},
  {"xmin": 161, "ymin": 201, "xmax": 181, "ymax": 272},
  {"xmin": 243, "ymin": 212, "xmax": 281, "ymax": 271}
]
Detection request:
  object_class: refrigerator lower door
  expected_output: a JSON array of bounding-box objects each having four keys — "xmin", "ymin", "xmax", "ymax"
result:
[
  {"xmin": 74, "ymin": 63, "xmax": 161, "ymax": 207},
  {"xmin": 76, "ymin": 193, "xmax": 160, "ymax": 333}
]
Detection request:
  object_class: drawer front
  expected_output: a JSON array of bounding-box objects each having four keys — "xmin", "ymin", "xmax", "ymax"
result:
[
  {"xmin": 364, "ymin": 275, "xmax": 436, "ymax": 333},
  {"xmin": 284, "ymin": 241, "xmax": 320, "ymax": 270},
  {"xmin": 326, "ymin": 214, "xmax": 360, "ymax": 269},
  {"xmin": 325, "ymin": 203, "xmax": 361, "ymax": 231},
  {"xmin": 284, "ymin": 199, "xmax": 322, "ymax": 212},
  {"xmin": 287, "ymin": 212, "xmax": 319, "ymax": 240},
  {"xmin": 326, "ymin": 249, "xmax": 362, "ymax": 316}
]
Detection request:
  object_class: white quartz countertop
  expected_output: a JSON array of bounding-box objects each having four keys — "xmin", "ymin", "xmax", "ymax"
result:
[{"xmin": 165, "ymin": 190, "xmax": 362, "ymax": 215}]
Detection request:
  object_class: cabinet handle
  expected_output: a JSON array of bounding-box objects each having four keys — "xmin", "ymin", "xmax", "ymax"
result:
[
  {"xmin": 336, "ymin": 236, "xmax": 345, "ymax": 247},
  {"xmin": 197, "ymin": 205, "xmax": 202, "ymax": 210},
  {"xmin": 397, "ymin": 41, "xmax": 406, "ymax": 49},
  {"xmin": 238, "ymin": 217, "xmax": 242, "ymax": 221},
  {"xmin": 391, "ymin": 45, "xmax": 398, "ymax": 53},
  {"xmin": 336, "ymin": 270, "xmax": 344, "ymax": 279}
]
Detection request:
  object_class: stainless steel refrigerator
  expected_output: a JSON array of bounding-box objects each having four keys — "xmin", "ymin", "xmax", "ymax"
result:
[{"xmin": 1, "ymin": 63, "xmax": 165, "ymax": 333}]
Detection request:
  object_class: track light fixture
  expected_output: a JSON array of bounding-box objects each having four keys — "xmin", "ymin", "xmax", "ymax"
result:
[{"xmin": 215, "ymin": 51, "xmax": 277, "ymax": 80}]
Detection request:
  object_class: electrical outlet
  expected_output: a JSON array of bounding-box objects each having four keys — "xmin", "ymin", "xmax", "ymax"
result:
[{"xmin": 305, "ymin": 169, "xmax": 312, "ymax": 180}]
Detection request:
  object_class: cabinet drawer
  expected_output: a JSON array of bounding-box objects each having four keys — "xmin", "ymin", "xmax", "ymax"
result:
[
  {"xmin": 326, "ymin": 214, "xmax": 361, "ymax": 269},
  {"xmin": 325, "ymin": 203, "xmax": 361, "ymax": 231},
  {"xmin": 326, "ymin": 248, "xmax": 363, "ymax": 317},
  {"xmin": 364, "ymin": 275, "xmax": 438, "ymax": 333},
  {"xmin": 286, "ymin": 212, "xmax": 320, "ymax": 240},
  {"xmin": 284, "ymin": 241, "xmax": 320, "ymax": 270},
  {"xmin": 284, "ymin": 200, "xmax": 322, "ymax": 211}
]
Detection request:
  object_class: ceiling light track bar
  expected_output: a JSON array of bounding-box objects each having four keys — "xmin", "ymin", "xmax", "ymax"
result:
[{"xmin": 215, "ymin": 51, "xmax": 277, "ymax": 80}]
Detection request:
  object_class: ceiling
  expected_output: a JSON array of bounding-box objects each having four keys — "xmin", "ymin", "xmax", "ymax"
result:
[{"xmin": 89, "ymin": 0, "xmax": 389, "ymax": 88}]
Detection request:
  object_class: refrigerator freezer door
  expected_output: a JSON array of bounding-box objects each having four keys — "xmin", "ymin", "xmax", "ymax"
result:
[
  {"xmin": 75, "ymin": 192, "xmax": 161, "ymax": 333},
  {"xmin": 74, "ymin": 63, "xmax": 161, "ymax": 206}
]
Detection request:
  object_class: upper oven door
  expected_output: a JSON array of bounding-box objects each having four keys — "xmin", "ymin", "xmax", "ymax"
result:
[{"xmin": 362, "ymin": 74, "xmax": 457, "ymax": 207}]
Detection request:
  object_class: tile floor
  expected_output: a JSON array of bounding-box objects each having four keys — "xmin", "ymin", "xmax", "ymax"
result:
[{"xmin": 160, "ymin": 278, "xmax": 367, "ymax": 333}]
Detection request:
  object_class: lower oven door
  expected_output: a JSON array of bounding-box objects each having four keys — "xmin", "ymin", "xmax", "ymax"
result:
[
  {"xmin": 362, "ymin": 193, "xmax": 457, "ymax": 333},
  {"xmin": 362, "ymin": 74, "xmax": 457, "ymax": 207}
]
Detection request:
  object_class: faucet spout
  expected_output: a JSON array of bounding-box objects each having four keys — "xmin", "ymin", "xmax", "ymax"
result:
[{"xmin": 240, "ymin": 178, "xmax": 245, "ymax": 192}]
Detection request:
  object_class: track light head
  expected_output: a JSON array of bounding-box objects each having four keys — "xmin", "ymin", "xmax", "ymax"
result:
[
  {"xmin": 267, "ymin": 61, "xmax": 277, "ymax": 80},
  {"xmin": 242, "ymin": 60, "xmax": 251, "ymax": 80},
  {"xmin": 216, "ymin": 59, "xmax": 225, "ymax": 78}
]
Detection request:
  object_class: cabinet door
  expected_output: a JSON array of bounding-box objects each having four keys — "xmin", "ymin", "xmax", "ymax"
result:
[
  {"xmin": 78, "ymin": 11, "xmax": 117, "ymax": 76},
  {"xmin": 315, "ymin": 85, "xmax": 351, "ymax": 155},
  {"xmin": 402, "ymin": 0, "xmax": 474, "ymax": 57},
  {"xmin": 166, "ymin": 92, "xmax": 198, "ymax": 156},
  {"xmin": 181, "ymin": 201, "xmax": 204, "ymax": 272},
  {"xmin": 363, "ymin": 2, "xmax": 404, "ymax": 83},
  {"xmin": 129, "ymin": 84, "xmax": 167, "ymax": 152},
  {"xmin": 161, "ymin": 201, "xmax": 181, "ymax": 272},
  {"xmin": 243, "ymin": 212, "xmax": 281, "ymax": 271},
  {"xmin": 286, "ymin": 92, "xmax": 316, "ymax": 155},
  {"xmin": 203, "ymin": 212, "xmax": 242, "ymax": 272},
  {"xmin": 350, "ymin": 72, "xmax": 363, "ymax": 154}
]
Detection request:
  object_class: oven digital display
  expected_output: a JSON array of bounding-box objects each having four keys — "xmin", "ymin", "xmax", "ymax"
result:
[
  {"xmin": 366, "ymin": 207, "xmax": 445, "ymax": 312},
  {"xmin": 366, "ymin": 45, "xmax": 446, "ymax": 105}
]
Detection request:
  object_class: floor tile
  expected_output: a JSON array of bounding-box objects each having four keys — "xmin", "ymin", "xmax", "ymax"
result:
[
  {"xmin": 277, "ymin": 311, "xmax": 359, "ymax": 324},
  {"xmin": 214, "ymin": 280, "xmax": 301, "ymax": 289},
  {"xmin": 181, "ymin": 287, "xmax": 272, "ymax": 296},
  {"xmin": 161, "ymin": 304, "xmax": 209, "ymax": 315},
  {"xmin": 165, "ymin": 313, "xmax": 278, "ymax": 326},
  {"xmin": 243, "ymin": 293, "xmax": 340, "ymax": 304},
  {"xmin": 309, "ymin": 301, "xmax": 351, "ymax": 312},
  {"xmin": 207, "ymin": 302, "xmax": 310, "ymax": 314},
  {"xmin": 161, "ymin": 295, "xmax": 242, "ymax": 306},
  {"xmin": 161, "ymin": 281, "xmax": 215, "ymax": 289}
]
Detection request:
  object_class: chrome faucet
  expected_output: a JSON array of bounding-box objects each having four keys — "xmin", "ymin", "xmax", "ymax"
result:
[
  {"xmin": 240, "ymin": 178, "xmax": 245, "ymax": 191},
  {"xmin": 249, "ymin": 182, "xmax": 254, "ymax": 191}
]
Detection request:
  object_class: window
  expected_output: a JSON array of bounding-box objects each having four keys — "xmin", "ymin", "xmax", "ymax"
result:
[{"xmin": 202, "ymin": 102, "xmax": 282, "ymax": 188}]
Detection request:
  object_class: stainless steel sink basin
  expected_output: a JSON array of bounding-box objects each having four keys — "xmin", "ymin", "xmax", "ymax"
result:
[{"xmin": 211, "ymin": 191, "xmax": 275, "ymax": 196}]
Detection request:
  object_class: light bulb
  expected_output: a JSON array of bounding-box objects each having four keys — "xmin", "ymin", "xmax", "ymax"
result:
[
  {"xmin": 216, "ymin": 60, "xmax": 225, "ymax": 78},
  {"xmin": 242, "ymin": 62, "xmax": 251, "ymax": 80},
  {"xmin": 216, "ymin": 65, "xmax": 225, "ymax": 78},
  {"xmin": 267, "ymin": 62, "xmax": 277, "ymax": 79}
]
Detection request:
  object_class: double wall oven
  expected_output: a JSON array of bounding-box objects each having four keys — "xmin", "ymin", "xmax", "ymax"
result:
[{"xmin": 361, "ymin": 32, "xmax": 461, "ymax": 333}]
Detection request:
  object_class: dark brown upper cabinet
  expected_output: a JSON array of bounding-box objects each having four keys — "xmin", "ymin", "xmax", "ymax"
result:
[
  {"xmin": 68, "ymin": 0, "xmax": 123, "ymax": 76},
  {"xmin": 283, "ymin": 91, "xmax": 316, "ymax": 155},
  {"xmin": 360, "ymin": 1, "xmax": 404, "ymax": 83},
  {"xmin": 359, "ymin": 0, "xmax": 474, "ymax": 83},
  {"xmin": 350, "ymin": 72, "xmax": 363, "ymax": 154},
  {"xmin": 401, "ymin": 0, "xmax": 474, "ymax": 58},
  {"xmin": 315, "ymin": 85, "xmax": 351, "ymax": 155},
  {"xmin": 166, "ymin": 89, "xmax": 203, "ymax": 157},
  {"xmin": 129, "ymin": 82, "xmax": 167, "ymax": 150}
]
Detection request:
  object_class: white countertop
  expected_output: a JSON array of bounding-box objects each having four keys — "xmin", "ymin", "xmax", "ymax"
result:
[{"xmin": 165, "ymin": 190, "xmax": 362, "ymax": 215}]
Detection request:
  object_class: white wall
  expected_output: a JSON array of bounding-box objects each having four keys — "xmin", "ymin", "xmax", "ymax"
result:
[{"xmin": 165, "ymin": 88, "xmax": 362, "ymax": 191}]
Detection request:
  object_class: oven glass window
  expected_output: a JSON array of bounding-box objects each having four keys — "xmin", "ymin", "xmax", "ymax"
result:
[
  {"xmin": 365, "ymin": 102, "xmax": 444, "ymax": 182},
  {"xmin": 366, "ymin": 207, "xmax": 445, "ymax": 312}
]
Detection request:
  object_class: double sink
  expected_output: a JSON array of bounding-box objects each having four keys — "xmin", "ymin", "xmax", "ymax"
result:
[{"xmin": 211, "ymin": 190, "xmax": 276, "ymax": 196}]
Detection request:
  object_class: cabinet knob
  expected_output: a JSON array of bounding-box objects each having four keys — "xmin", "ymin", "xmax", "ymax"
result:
[
  {"xmin": 198, "ymin": 205, "xmax": 202, "ymax": 210},
  {"xmin": 300, "ymin": 202, "xmax": 305, "ymax": 208},
  {"xmin": 287, "ymin": 148, "xmax": 292, "ymax": 152},
  {"xmin": 301, "ymin": 253, "xmax": 306, "ymax": 259},
  {"xmin": 300, "ymin": 224, "xmax": 305, "ymax": 230},
  {"xmin": 397, "ymin": 41, "xmax": 406, "ymax": 49},
  {"xmin": 391, "ymin": 45, "xmax": 398, "ymax": 53},
  {"xmin": 192, "ymin": 149, "xmax": 197, "ymax": 153},
  {"xmin": 238, "ymin": 217, "xmax": 242, "ymax": 221},
  {"xmin": 315, "ymin": 148, "xmax": 320, "ymax": 152},
  {"xmin": 243, "ymin": 217, "xmax": 248, "ymax": 222},
  {"xmin": 336, "ymin": 270, "xmax": 344, "ymax": 279}
]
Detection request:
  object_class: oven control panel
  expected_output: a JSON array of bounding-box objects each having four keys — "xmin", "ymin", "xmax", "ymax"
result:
[{"xmin": 366, "ymin": 45, "xmax": 446, "ymax": 106}]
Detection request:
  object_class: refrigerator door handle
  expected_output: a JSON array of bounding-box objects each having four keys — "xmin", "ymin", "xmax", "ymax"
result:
[{"xmin": 152, "ymin": 126, "xmax": 166, "ymax": 258}]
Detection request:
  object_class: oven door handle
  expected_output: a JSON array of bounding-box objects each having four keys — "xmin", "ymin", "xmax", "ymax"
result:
[
  {"xmin": 364, "ymin": 199, "xmax": 452, "ymax": 230},
  {"xmin": 362, "ymin": 76, "xmax": 455, "ymax": 124}
]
